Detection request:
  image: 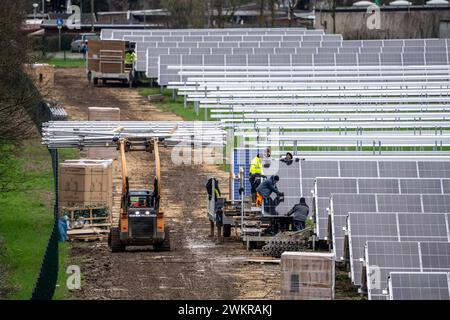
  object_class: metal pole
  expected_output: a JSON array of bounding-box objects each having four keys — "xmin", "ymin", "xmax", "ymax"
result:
[
  {"xmin": 90, "ymin": 0, "xmax": 94, "ymax": 32},
  {"xmin": 143, "ymin": 2, "xmax": 146, "ymax": 29},
  {"xmin": 58, "ymin": 27, "xmax": 62, "ymax": 52}
]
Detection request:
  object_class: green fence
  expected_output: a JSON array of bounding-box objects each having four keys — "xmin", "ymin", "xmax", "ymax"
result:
[{"xmin": 29, "ymin": 94, "xmax": 61, "ymax": 299}]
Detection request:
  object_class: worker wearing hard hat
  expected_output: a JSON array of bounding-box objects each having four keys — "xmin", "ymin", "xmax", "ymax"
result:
[{"xmin": 249, "ymin": 153, "xmax": 263, "ymax": 203}]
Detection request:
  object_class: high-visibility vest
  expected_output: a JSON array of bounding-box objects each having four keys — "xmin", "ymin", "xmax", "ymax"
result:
[
  {"xmin": 125, "ymin": 52, "xmax": 135, "ymax": 64},
  {"xmin": 249, "ymin": 156, "xmax": 262, "ymax": 175}
]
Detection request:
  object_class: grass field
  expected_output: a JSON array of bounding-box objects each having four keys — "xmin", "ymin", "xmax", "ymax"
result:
[
  {"xmin": 37, "ymin": 57, "xmax": 85, "ymax": 69},
  {"xmin": 0, "ymin": 140, "xmax": 78, "ymax": 299},
  {"xmin": 138, "ymin": 87, "xmax": 211, "ymax": 121}
]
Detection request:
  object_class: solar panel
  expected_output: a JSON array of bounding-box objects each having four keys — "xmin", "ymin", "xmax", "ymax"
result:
[
  {"xmin": 418, "ymin": 161, "xmax": 450, "ymax": 178},
  {"xmin": 331, "ymin": 194, "xmax": 450, "ymax": 260},
  {"xmin": 315, "ymin": 178, "xmax": 450, "ymax": 240},
  {"xmin": 348, "ymin": 212, "xmax": 400, "ymax": 286},
  {"xmin": 348, "ymin": 212, "xmax": 450, "ymax": 286},
  {"xmin": 330, "ymin": 194, "xmax": 377, "ymax": 260},
  {"xmin": 366, "ymin": 241, "xmax": 422, "ymax": 300},
  {"xmin": 358, "ymin": 179, "xmax": 399, "ymax": 194},
  {"xmin": 399, "ymin": 179, "xmax": 443, "ymax": 194},
  {"xmin": 365, "ymin": 241, "xmax": 450, "ymax": 300},
  {"xmin": 379, "ymin": 161, "xmax": 418, "ymax": 178},
  {"xmin": 388, "ymin": 272, "xmax": 450, "ymax": 300}
]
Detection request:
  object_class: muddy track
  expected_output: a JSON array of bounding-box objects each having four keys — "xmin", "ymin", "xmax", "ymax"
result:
[{"xmin": 52, "ymin": 68, "xmax": 280, "ymax": 300}]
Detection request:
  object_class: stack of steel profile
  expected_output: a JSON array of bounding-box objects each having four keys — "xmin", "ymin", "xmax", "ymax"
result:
[
  {"xmin": 41, "ymin": 121, "xmax": 226, "ymax": 148},
  {"xmin": 46, "ymin": 101, "xmax": 68, "ymax": 121}
]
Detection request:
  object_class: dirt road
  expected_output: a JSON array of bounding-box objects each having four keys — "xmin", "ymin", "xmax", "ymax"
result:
[{"xmin": 52, "ymin": 68, "xmax": 280, "ymax": 300}]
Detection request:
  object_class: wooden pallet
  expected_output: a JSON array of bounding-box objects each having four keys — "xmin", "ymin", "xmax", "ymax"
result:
[
  {"xmin": 68, "ymin": 227, "xmax": 109, "ymax": 241},
  {"xmin": 62, "ymin": 206, "xmax": 112, "ymax": 241}
]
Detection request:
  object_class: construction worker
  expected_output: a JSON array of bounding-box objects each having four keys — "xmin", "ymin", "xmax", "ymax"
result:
[
  {"xmin": 262, "ymin": 147, "xmax": 272, "ymax": 168},
  {"xmin": 249, "ymin": 153, "xmax": 263, "ymax": 203},
  {"xmin": 256, "ymin": 175, "xmax": 283, "ymax": 215},
  {"xmin": 280, "ymin": 152, "xmax": 294, "ymax": 164},
  {"xmin": 125, "ymin": 51, "xmax": 137, "ymax": 67},
  {"xmin": 206, "ymin": 177, "xmax": 221, "ymax": 201},
  {"xmin": 287, "ymin": 197, "xmax": 309, "ymax": 231}
]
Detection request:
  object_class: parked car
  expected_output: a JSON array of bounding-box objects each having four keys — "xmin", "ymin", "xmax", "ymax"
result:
[{"xmin": 71, "ymin": 33, "xmax": 99, "ymax": 52}]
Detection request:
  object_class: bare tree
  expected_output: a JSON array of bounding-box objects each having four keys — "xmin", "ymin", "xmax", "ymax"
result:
[
  {"xmin": 0, "ymin": 0, "xmax": 42, "ymax": 146},
  {"xmin": 287, "ymin": 0, "xmax": 298, "ymax": 27},
  {"xmin": 267, "ymin": 0, "xmax": 274, "ymax": 27},
  {"xmin": 0, "ymin": 0, "xmax": 48, "ymax": 192},
  {"xmin": 258, "ymin": 0, "xmax": 266, "ymax": 27},
  {"xmin": 210, "ymin": 0, "xmax": 245, "ymax": 28},
  {"xmin": 163, "ymin": 0, "xmax": 205, "ymax": 28}
]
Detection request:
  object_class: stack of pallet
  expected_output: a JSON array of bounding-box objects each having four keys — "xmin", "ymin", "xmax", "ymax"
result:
[
  {"xmin": 85, "ymin": 107, "xmax": 120, "ymax": 160},
  {"xmin": 59, "ymin": 159, "xmax": 113, "ymax": 240}
]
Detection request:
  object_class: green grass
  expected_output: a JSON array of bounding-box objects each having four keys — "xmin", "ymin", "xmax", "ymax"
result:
[
  {"xmin": 138, "ymin": 87, "xmax": 211, "ymax": 121},
  {"xmin": 38, "ymin": 57, "xmax": 85, "ymax": 69},
  {"xmin": 0, "ymin": 141, "xmax": 79, "ymax": 300}
]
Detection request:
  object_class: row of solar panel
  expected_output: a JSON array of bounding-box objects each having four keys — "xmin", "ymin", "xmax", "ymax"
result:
[
  {"xmin": 125, "ymin": 35, "xmax": 340, "ymax": 43},
  {"xmin": 140, "ymin": 45, "xmax": 449, "ymax": 56},
  {"xmin": 158, "ymin": 53, "xmax": 450, "ymax": 84},
  {"xmin": 388, "ymin": 272, "xmax": 450, "ymax": 300},
  {"xmin": 365, "ymin": 241, "xmax": 450, "ymax": 300},
  {"xmin": 329, "ymin": 193, "xmax": 450, "ymax": 283},
  {"xmin": 346, "ymin": 212, "xmax": 450, "ymax": 289},
  {"xmin": 135, "ymin": 41, "xmax": 450, "ymax": 53},
  {"xmin": 231, "ymin": 149, "xmax": 450, "ymax": 201},
  {"xmin": 231, "ymin": 151, "xmax": 450, "ymax": 300},
  {"xmin": 101, "ymin": 28, "xmax": 447, "ymax": 49},
  {"xmin": 100, "ymin": 27, "xmax": 317, "ymax": 39},
  {"xmin": 314, "ymin": 177, "xmax": 450, "ymax": 242},
  {"xmin": 137, "ymin": 45, "xmax": 450, "ymax": 74}
]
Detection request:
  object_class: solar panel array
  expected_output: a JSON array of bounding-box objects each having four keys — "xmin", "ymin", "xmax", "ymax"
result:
[
  {"xmin": 330, "ymin": 194, "xmax": 450, "ymax": 261},
  {"xmin": 388, "ymin": 272, "xmax": 450, "ymax": 300},
  {"xmin": 365, "ymin": 241, "xmax": 450, "ymax": 300},
  {"xmin": 347, "ymin": 212, "xmax": 450, "ymax": 286},
  {"xmin": 315, "ymin": 176, "xmax": 450, "ymax": 240},
  {"xmin": 100, "ymin": 27, "xmax": 450, "ymax": 300}
]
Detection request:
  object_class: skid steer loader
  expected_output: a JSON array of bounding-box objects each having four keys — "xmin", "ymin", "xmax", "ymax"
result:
[{"xmin": 108, "ymin": 137, "xmax": 171, "ymax": 252}]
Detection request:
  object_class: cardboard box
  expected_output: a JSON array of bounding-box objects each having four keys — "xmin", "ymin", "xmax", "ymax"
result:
[
  {"xmin": 86, "ymin": 107, "xmax": 120, "ymax": 159},
  {"xmin": 59, "ymin": 159, "xmax": 113, "ymax": 208},
  {"xmin": 280, "ymin": 252, "xmax": 335, "ymax": 300}
]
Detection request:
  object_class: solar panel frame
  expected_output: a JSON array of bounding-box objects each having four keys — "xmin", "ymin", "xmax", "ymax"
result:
[
  {"xmin": 388, "ymin": 272, "xmax": 450, "ymax": 300},
  {"xmin": 366, "ymin": 241, "xmax": 450, "ymax": 300},
  {"xmin": 348, "ymin": 212, "xmax": 450, "ymax": 286}
]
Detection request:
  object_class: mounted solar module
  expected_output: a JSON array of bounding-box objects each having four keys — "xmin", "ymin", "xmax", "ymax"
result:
[
  {"xmin": 330, "ymin": 194, "xmax": 377, "ymax": 260},
  {"xmin": 347, "ymin": 212, "xmax": 399, "ymax": 286},
  {"xmin": 347, "ymin": 212, "xmax": 450, "ymax": 286},
  {"xmin": 388, "ymin": 272, "xmax": 450, "ymax": 300},
  {"xmin": 365, "ymin": 241, "xmax": 450, "ymax": 300},
  {"xmin": 418, "ymin": 161, "xmax": 450, "ymax": 178},
  {"xmin": 315, "ymin": 177, "xmax": 450, "ymax": 241},
  {"xmin": 365, "ymin": 241, "xmax": 422, "ymax": 300}
]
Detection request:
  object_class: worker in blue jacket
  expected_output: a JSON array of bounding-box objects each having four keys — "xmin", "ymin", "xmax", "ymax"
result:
[{"xmin": 256, "ymin": 175, "xmax": 283, "ymax": 215}]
